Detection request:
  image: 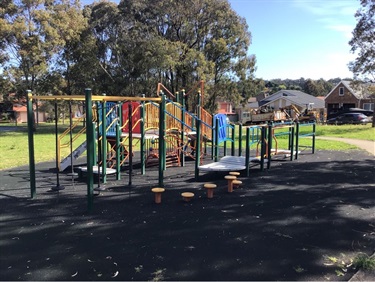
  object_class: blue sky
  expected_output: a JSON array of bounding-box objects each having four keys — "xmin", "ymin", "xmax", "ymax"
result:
[
  {"xmin": 230, "ymin": 0, "xmax": 359, "ymax": 80},
  {"xmin": 81, "ymin": 0, "xmax": 359, "ymax": 80}
]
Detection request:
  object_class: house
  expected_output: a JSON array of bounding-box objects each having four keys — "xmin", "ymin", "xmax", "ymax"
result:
[
  {"xmin": 1, "ymin": 93, "xmax": 48, "ymax": 123},
  {"xmin": 325, "ymin": 80, "xmax": 374, "ymax": 116},
  {"xmin": 217, "ymin": 100, "xmax": 234, "ymax": 114},
  {"xmin": 216, "ymin": 100, "xmax": 238, "ymax": 122},
  {"xmin": 11, "ymin": 103, "xmax": 47, "ymax": 123},
  {"xmin": 258, "ymin": 90, "xmax": 325, "ymax": 115},
  {"xmin": 255, "ymin": 90, "xmax": 326, "ymax": 121},
  {"xmin": 12, "ymin": 104, "xmax": 28, "ymax": 123}
]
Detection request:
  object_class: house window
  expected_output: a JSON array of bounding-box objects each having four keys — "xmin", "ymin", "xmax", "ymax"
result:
[
  {"xmin": 363, "ymin": 103, "xmax": 374, "ymax": 111},
  {"xmin": 339, "ymin": 87, "xmax": 344, "ymax": 96}
]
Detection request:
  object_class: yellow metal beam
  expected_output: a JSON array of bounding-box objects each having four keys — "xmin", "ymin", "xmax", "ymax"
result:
[{"xmin": 29, "ymin": 95, "xmax": 162, "ymax": 103}]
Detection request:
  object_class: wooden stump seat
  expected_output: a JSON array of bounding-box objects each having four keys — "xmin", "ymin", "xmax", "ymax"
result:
[
  {"xmin": 224, "ymin": 175, "xmax": 237, "ymax": 193},
  {"xmin": 181, "ymin": 192, "xmax": 195, "ymax": 202},
  {"xmin": 151, "ymin": 187, "xmax": 165, "ymax": 204},
  {"xmin": 203, "ymin": 183, "xmax": 217, "ymax": 198}
]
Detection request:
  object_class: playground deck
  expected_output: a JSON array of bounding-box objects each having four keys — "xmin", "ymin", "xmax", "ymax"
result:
[{"xmin": 0, "ymin": 149, "xmax": 374, "ymax": 281}]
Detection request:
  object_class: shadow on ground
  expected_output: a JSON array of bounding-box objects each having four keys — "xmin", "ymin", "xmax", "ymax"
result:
[{"xmin": 0, "ymin": 150, "xmax": 374, "ymax": 281}]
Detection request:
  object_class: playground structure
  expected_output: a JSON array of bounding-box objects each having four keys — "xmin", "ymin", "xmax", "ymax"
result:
[{"xmin": 25, "ymin": 83, "xmax": 317, "ymax": 211}]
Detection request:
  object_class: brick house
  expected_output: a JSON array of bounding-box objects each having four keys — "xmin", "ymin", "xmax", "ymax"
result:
[
  {"xmin": 325, "ymin": 80, "xmax": 374, "ymax": 116},
  {"xmin": 216, "ymin": 100, "xmax": 238, "ymax": 122}
]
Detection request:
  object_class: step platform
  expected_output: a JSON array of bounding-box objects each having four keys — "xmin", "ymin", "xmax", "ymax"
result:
[{"xmin": 79, "ymin": 166, "xmax": 117, "ymax": 177}]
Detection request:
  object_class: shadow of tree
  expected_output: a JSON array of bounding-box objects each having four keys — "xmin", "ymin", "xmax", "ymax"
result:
[{"xmin": 0, "ymin": 150, "xmax": 374, "ymax": 281}]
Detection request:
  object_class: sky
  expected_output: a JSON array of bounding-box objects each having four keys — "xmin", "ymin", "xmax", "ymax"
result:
[{"xmin": 81, "ymin": 0, "xmax": 360, "ymax": 81}]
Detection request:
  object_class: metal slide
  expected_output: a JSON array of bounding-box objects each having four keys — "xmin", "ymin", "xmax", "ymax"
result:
[{"xmin": 60, "ymin": 140, "xmax": 87, "ymax": 171}]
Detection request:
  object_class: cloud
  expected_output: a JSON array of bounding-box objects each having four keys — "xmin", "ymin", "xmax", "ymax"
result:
[
  {"xmin": 293, "ymin": 0, "xmax": 358, "ymax": 16},
  {"xmin": 292, "ymin": 0, "xmax": 358, "ymax": 39},
  {"xmin": 326, "ymin": 24, "xmax": 354, "ymax": 39},
  {"xmin": 299, "ymin": 52, "xmax": 356, "ymax": 80}
]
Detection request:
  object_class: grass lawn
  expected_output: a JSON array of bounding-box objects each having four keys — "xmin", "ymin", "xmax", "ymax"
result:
[{"xmin": 0, "ymin": 122, "xmax": 374, "ymax": 170}]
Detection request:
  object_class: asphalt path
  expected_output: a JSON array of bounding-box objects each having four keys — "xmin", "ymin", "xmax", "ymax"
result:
[
  {"xmin": 0, "ymin": 149, "xmax": 374, "ymax": 281},
  {"xmin": 316, "ymin": 136, "xmax": 375, "ymax": 157}
]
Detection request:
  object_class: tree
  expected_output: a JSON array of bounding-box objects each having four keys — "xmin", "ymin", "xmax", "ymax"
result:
[
  {"xmin": 116, "ymin": 0, "xmax": 253, "ymax": 111},
  {"xmin": 48, "ymin": 0, "xmax": 88, "ymax": 95},
  {"xmin": 349, "ymin": 0, "xmax": 375, "ymax": 127},
  {"xmin": 0, "ymin": 0, "xmax": 58, "ymax": 94},
  {"xmin": 349, "ymin": 0, "xmax": 375, "ymax": 82}
]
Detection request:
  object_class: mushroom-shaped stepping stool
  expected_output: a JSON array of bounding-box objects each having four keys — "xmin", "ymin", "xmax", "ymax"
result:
[
  {"xmin": 151, "ymin": 187, "xmax": 165, "ymax": 204},
  {"xmin": 204, "ymin": 183, "xmax": 217, "ymax": 199},
  {"xmin": 181, "ymin": 192, "xmax": 195, "ymax": 202},
  {"xmin": 229, "ymin": 171, "xmax": 241, "ymax": 177},
  {"xmin": 224, "ymin": 175, "xmax": 237, "ymax": 193},
  {"xmin": 233, "ymin": 180, "xmax": 242, "ymax": 189}
]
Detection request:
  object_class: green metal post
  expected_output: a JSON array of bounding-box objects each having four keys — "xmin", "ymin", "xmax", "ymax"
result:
[
  {"xmin": 116, "ymin": 121, "xmax": 121, "ymax": 180},
  {"xmin": 158, "ymin": 94, "xmax": 165, "ymax": 187},
  {"xmin": 214, "ymin": 118, "xmax": 219, "ymax": 162},
  {"xmin": 118, "ymin": 102, "xmax": 123, "ymax": 165},
  {"xmin": 93, "ymin": 121, "xmax": 97, "ymax": 167},
  {"xmin": 290, "ymin": 125, "xmax": 295, "ymax": 161},
  {"xmin": 295, "ymin": 122, "xmax": 300, "ymax": 160},
  {"xmin": 238, "ymin": 124, "xmax": 242, "ymax": 156},
  {"xmin": 231, "ymin": 125, "xmax": 235, "ymax": 156},
  {"xmin": 176, "ymin": 92, "xmax": 180, "ymax": 104},
  {"xmin": 181, "ymin": 90, "xmax": 186, "ymax": 110},
  {"xmin": 312, "ymin": 123, "xmax": 316, "ymax": 154},
  {"xmin": 267, "ymin": 125, "xmax": 272, "ymax": 169},
  {"xmin": 194, "ymin": 119, "xmax": 201, "ymax": 180},
  {"xmin": 210, "ymin": 115, "xmax": 214, "ymax": 160},
  {"xmin": 128, "ymin": 102, "xmax": 133, "ymax": 186},
  {"xmin": 197, "ymin": 91, "xmax": 201, "ymax": 117},
  {"xmin": 101, "ymin": 95, "xmax": 107, "ymax": 183},
  {"xmin": 260, "ymin": 127, "xmax": 265, "ymax": 171},
  {"xmin": 95, "ymin": 102, "xmax": 101, "ymax": 188},
  {"xmin": 85, "ymin": 88, "xmax": 94, "ymax": 211},
  {"xmin": 27, "ymin": 91, "xmax": 36, "ymax": 198},
  {"xmin": 180, "ymin": 90, "xmax": 186, "ymax": 167},
  {"xmin": 160, "ymin": 94, "xmax": 166, "ymax": 171},
  {"xmin": 245, "ymin": 127, "xmax": 250, "ymax": 177},
  {"xmin": 223, "ymin": 136, "xmax": 227, "ymax": 156}
]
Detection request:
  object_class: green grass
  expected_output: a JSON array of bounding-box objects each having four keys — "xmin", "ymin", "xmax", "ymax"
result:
[
  {"xmin": 0, "ymin": 123, "xmax": 374, "ymax": 170},
  {"xmin": 0, "ymin": 123, "xmax": 86, "ymax": 170},
  {"xmin": 238, "ymin": 123, "xmax": 374, "ymax": 152},
  {"xmin": 353, "ymin": 253, "xmax": 375, "ymax": 271},
  {"xmin": 316, "ymin": 123, "xmax": 375, "ymax": 141}
]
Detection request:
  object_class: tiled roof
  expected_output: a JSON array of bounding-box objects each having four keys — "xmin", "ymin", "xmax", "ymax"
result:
[{"xmin": 13, "ymin": 105, "xmax": 27, "ymax": 112}]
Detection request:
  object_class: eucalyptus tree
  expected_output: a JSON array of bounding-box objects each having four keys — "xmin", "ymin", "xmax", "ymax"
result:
[
  {"xmin": 0, "ymin": 0, "xmax": 59, "ymax": 95},
  {"xmin": 349, "ymin": 0, "xmax": 375, "ymax": 82},
  {"xmin": 349, "ymin": 0, "xmax": 375, "ymax": 126},
  {"xmin": 117, "ymin": 0, "xmax": 254, "ymax": 110},
  {"xmin": 83, "ymin": 1, "xmax": 123, "ymax": 95},
  {"xmin": 47, "ymin": 0, "xmax": 88, "ymax": 95}
]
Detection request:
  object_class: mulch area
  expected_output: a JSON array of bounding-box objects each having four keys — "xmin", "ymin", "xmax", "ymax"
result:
[{"xmin": 0, "ymin": 149, "xmax": 374, "ymax": 281}]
